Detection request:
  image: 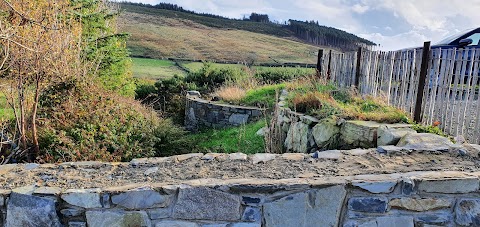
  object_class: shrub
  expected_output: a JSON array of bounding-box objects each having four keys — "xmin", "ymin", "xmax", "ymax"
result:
[
  {"xmin": 185, "ymin": 62, "xmax": 248, "ymax": 90},
  {"xmin": 37, "ymin": 79, "xmax": 191, "ymax": 162},
  {"xmin": 254, "ymin": 67, "xmax": 314, "ymax": 83}
]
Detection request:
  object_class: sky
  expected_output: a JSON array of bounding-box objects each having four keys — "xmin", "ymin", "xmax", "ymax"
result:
[{"xmin": 122, "ymin": 0, "xmax": 480, "ymax": 50}]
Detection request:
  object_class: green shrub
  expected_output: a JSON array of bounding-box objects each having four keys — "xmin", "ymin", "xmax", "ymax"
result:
[
  {"xmin": 37, "ymin": 79, "xmax": 192, "ymax": 162},
  {"xmin": 241, "ymin": 84, "xmax": 285, "ymax": 107},
  {"xmin": 254, "ymin": 67, "xmax": 314, "ymax": 83},
  {"xmin": 185, "ymin": 62, "xmax": 248, "ymax": 90}
]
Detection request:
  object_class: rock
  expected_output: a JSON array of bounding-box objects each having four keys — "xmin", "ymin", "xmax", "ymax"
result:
[
  {"xmin": 61, "ymin": 208, "xmax": 85, "ymax": 217},
  {"xmin": 187, "ymin": 91, "xmax": 201, "ymax": 97},
  {"xmin": 417, "ymin": 178, "xmax": 479, "ymax": 193},
  {"xmin": 455, "ymin": 135, "xmax": 466, "ymax": 144},
  {"xmin": 415, "ymin": 214, "xmax": 451, "ymax": 226},
  {"xmin": 263, "ymin": 186, "xmax": 346, "ymax": 227},
  {"xmin": 0, "ymin": 195, "xmax": 3, "ymax": 206},
  {"xmin": 377, "ymin": 125, "xmax": 416, "ymax": 146},
  {"xmin": 229, "ymin": 114, "xmax": 249, "ymax": 125},
  {"xmin": 202, "ymin": 224, "xmax": 228, "ymax": 227},
  {"xmin": 311, "ymin": 118, "xmax": 340, "ymax": 149},
  {"xmin": 144, "ymin": 167, "xmax": 158, "ymax": 176},
  {"xmin": 5, "ymin": 192, "xmax": 61, "ymax": 227},
  {"xmin": 86, "ymin": 210, "xmax": 151, "ymax": 227},
  {"xmin": 280, "ymin": 153, "xmax": 305, "ymax": 161},
  {"xmin": 24, "ymin": 163, "xmax": 39, "ymax": 170},
  {"xmin": 148, "ymin": 208, "xmax": 171, "ymax": 220},
  {"xmin": 300, "ymin": 115, "xmax": 319, "ymax": 126},
  {"xmin": 341, "ymin": 121, "xmax": 411, "ymax": 148},
  {"xmin": 111, "ymin": 187, "xmax": 168, "ymax": 209},
  {"xmin": 348, "ymin": 197, "xmax": 388, "ymax": 213},
  {"xmin": 156, "ymin": 220, "xmax": 199, "ymax": 227},
  {"xmin": 389, "ymin": 198, "xmax": 452, "ymax": 211},
  {"xmin": 377, "ymin": 145, "xmax": 409, "ymax": 155},
  {"xmin": 242, "ymin": 206, "xmax": 261, "ymax": 222},
  {"xmin": 174, "ymin": 153, "xmax": 203, "ymax": 162},
  {"xmin": 173, "ymin": 187, "xmax": 241, "ymax": 221},
  {"xmin": 342, "ymin": 148, "xmax": 371, "ymax": 156},
  {"xmin": 61, "ymin": 188, "xmax": 102, "ymax": 208},
  {"xmin": 101, "ymin": 193, "xmax": 110, "ymax": 208},
  {"xmin": 255, "ymin": 127, "xmax": 267, "ymax": 137},
  {"xmin": 455, "ymin": 199, "xmax": 480, "ymax": 226},
  {"xmin": 397, "ymin": 133, "xmax": 453, "ymax": 151},
  {"xmin": 242, "ymin": 196, "xmax": 262, "ymax": 206},
  {"xmin": 12, "ymin": 185, "xmax": 36, "ymax": 195},
  {"xmin": 402, "ymin": 178, "xmax": 415, "ymax": 195},
  {"xmin": 34, "ymin": 187, "xmax": 61, "ymax": 195},
  {"xmin": 352, "ymin": 181, "xmax": 397, "ymax": 193},
  {"xmin": 251, "ymin": 153, "xmax": 277, "ymax": 164},
  {"xmin": 68, "ymin": 221, "xmax": 87, "ymax": 227},
  {"xmin": 202, "ymin": 153, "xmax": 227, "ymax": 161},
  {"xmin": 312, "ymin": 150, "xmax": 343, "ymax": 160},
  {"xmin": 376, "ymin": 216, "xmax": 414, "ymax": 227},
  {"xmin": 284, "ymin": 122, "xmax": 309, "ymax": 153},
  {"xmin": 229, "ymin": 223, "xmax": 261, "ymax": 227},
  {"xmin": 229, "ymin": 153, "xmax": 248, "ymax": 161}
]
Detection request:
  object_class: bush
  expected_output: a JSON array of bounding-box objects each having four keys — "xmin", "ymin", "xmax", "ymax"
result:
[
  {"xmin": 254, "ymin": 67, "xmax": 314, "ymax": 83},
  {"xmin": 185, "ymin": 62, "xmax": 248, "ymax": 90},
  {"xmin": 37, "ymin": 79, "xmax": 192, "ymax": 162}
]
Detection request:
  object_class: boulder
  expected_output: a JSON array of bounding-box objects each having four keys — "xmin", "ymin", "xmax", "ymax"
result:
[
  {"xmin": 311, "ymin": 118, "xmax": 340, "ymax": 149},
  {"xmin": 397, "ymin": 133, "xmax": 453, "ymax": 151},
  {"xmin": 5, "ymin": 193, "xmax": 62, "ymax": 227},
  {"xmin": 377, "ymin": 125, "xmax": 416, "ymax": 146},
  {"xmin": 284, "ymin": 122, "xmax": 309, "ymax": 153},
  {"xmin": 341, "ymin": 121, "xmax": 410, "ymax": 148}
]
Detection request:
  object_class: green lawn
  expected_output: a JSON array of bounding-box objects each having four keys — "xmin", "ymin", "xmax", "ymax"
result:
[
  {"xmin": 131, "ymin": 57, "xmax": 186, "ymax": 80},
  {"xmin": 189, "ymin": 120, "xmax": 266, "ymax": 154}
]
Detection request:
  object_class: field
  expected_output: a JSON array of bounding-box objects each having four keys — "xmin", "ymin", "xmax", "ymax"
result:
[
  {"xmin": 131, "ymin": 57, "xmax": 186, "ymax": 80},
  {"xmin": 118, "ymin": 11, "xmax": 323, "ymax": 64},
  {"xmin": 0, "ymin": 93, "xmax": 14, "ymax": 120}
]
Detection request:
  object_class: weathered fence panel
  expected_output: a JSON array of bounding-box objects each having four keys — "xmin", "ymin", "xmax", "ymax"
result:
[{"xmin": 319, "ymin": 45, "xmax": 480, "ymax": 144}]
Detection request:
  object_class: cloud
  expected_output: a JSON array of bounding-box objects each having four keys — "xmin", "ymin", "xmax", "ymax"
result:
[{"xmin": 351, "ymin": 4, "xmax": 369, "ymax": 14}]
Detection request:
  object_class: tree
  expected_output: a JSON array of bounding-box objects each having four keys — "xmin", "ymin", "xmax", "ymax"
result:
[{"xmin": 0, "ymin": 0, "xmax": 83, "ymax": 161}]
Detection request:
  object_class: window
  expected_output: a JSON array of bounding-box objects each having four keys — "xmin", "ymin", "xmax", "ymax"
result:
[{"xmin": 465, "ymin": 33, "xmax": 480, "ymax": 46}]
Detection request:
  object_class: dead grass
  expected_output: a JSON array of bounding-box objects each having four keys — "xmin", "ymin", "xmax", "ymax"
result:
[
  {"xmin": 118, "ymin": 12, "xmax": 322, "ymax": 63},
  {"xmin": 214, "ymin": 86, "xmax": 246, "ymax": 103}
]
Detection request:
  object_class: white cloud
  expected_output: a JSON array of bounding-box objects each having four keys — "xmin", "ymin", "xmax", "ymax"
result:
[{"xmin": 351, "ymin": 4, "xmax": 369, "ymax": 14}]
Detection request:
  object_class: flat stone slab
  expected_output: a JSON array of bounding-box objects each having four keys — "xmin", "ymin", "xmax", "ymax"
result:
[
  {"xmin": 417, "ymin": 178, "xmax": 480, "ymax": 193},
  {"xmin": 111, "ymin": 187, "xmax": 169, "ymax": 209},
  {"xmin": 86, "ymin": 210, "xmax": 150, "ymax": 227},
  {"xmin": 61, "ymin": 188, "xmax": 102, "ymax": 208},
  {"xmin": 352, "ymin": 181, "xmax": 397, "ymax": 193},
  {"xmin": 5, "ymin": 193, "xmax": 62, "ymax": 227},
  {"xmin": 173, "ymin": 187, "xmax": 241, "ymax": 221},
  {"xmin": 389, "ymin": 198, "xmax": 452, "ymax": 212},
  {"xmin": 312, "ymin": 150, "xmax": 343, "ymax": 160}
]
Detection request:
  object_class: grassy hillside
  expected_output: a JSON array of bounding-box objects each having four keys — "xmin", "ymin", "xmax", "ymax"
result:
[{"xmin": 118, "ymin": 9, "xmax": 322, "ymax": 64}]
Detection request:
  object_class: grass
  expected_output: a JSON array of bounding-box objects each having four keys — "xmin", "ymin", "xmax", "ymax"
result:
[
  {"xmin": 118, "ymin": 10, "xmax": 322, "ymax": 64},
  {"xmin": 241, "ymin": 84, "xmax": 286, "ymax": 107},
  {"xmin": 0, "ymin": 93, "xmax": 14, "ymax": 121},
  {"xmin": 181, "ymin": 62, "xmax": 245, "ymax": 73},
  {"xmin": 131, "ymin": 57, "xmax": 186, "ymax": 80},
  {"xmin": 189, "ymin": 120, "xmax": 266, "ymax": 154}
]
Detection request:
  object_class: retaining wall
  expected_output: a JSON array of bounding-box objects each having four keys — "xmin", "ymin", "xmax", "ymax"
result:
[
  {"xmin": 185, "ymin": 92, "xmax": 264, "ymax": 131},
  {"xmin": 1, "ymin": 163, "xmax": 480, "ymax": 226}
]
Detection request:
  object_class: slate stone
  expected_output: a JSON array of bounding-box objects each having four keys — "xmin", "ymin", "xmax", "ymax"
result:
[
  {"xmin": 285, "ymin": 122, "xmax": 309, "ymax": 153},
  {"xmin": 101, "ymin": 193, "xmax": 110, "ymax": 208},
  {"xmin": 12, "ymin": 185, "xmax": 36, "ymax": 195},
  {"xmin": 68, "ymin": 222, "xmax": 87, "ymax": 227},
  {"xmin": 229, "ymin": 223, "xmax": 261, "ymax": 227},
  {"xmin": 144, "ymin": 167, "xmax": 159, "ymax": 176},
  {"xmin": 61, "ymin": 188, "xmax": 102, "ymax": 208},
  {"xmin": 242, "ymin": 206, "xmax": 261, "ymax": 222},
  {"xmin": 24, "ymin": 163, "xmax": 39, "ymax": 170},
  {"xmin": 377, "ymin": 125, "xmax": 415, "ymax": 146},
  {"xmin": 148, "ymin": 208, "xmax": 171, "ymax": 219},
  {"xmin": 376, "ymin": 216, "xmax": 414, "ymax": 227},
  {"xmin": 353, "ymin": 181, "xmax": 397, "ymax": 193},
  {"xmin": 242, "ymin": 196, "xmax": 261, "ymax": 205},
  {"xmin": 155, "ymin": 220, "xmax": 200, "ymax": 227},
  {"xmin": 263, "ymin": 186, "xmax": 346, "ymax": 227},
  {"xmin": 5, "ymin": 192, "xmax": 61, "ymax": 227},
  {"xmin": 389, "ymin": 198, "xmax": 452, "ymax": 212},
  {"xmin": 455, "ymin": 199, "xmax": 480, "ymax": 226},
  {"xmin": 229, "ymin": 153, "xmax": 248, "ymax": 161},
  {"xmin": 281, "ymin": 153, "xmax": 305, "ymax": 161},
  {"xmin": 33, "ymin": 187, "xmax": 61, "ymax": 195},
  {"xmin": 112, "ymin": 188, "xmax": 168, "ymax": 209},
  {"xmin": 311, "ymin": 118, "xmax": 340, "ymax": 148},
  {"xmin": 173, "ymin": 187, "xmax": 241, "ymax": 221},
  {"xmin": 312, "ymin": 150, "xmax": 343, "ymax": 160},
  {"xmin": 348, "ymin": 197, "xmax": 388, "ymax": 213},
  {"xmin": 86, "ymin": 210, "xmax": 151, "ymax": 227},
  {"xmin": 229, "ymin": 114, "xmax": 249, "ymax": 125},
  {"xmin": 251, "ymin": 153, "xmax": 277, "ymax": 164},
  {"xmin": 417, "ymin": 178, "xmax": 479, "ymax": 193},
  {"xmin": 300, "ymin": 115, "xmax": 319, "ymax": 125},
  {"xmin": 402, "ymin": 178, "xmax": 415, "ymax": 195},
  {"xmin": 202, "ymin": 224, "xmax": 228, "ymax": 227},
  {"xmin": 415, "ymin": 213, "xmax": 451, "ymax": 226},
  {"xmin": 397, "ymin": 133, "xmax": 453, "ymax": 151},
  {"xmin": 61, "ymin": 208, "xmax": 85, "ymax": 217}
]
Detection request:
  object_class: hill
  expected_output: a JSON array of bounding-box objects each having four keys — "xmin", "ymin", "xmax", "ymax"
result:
[{"xmin": 118, "ymin": 3, "xmax": 375, "ymax": 64}]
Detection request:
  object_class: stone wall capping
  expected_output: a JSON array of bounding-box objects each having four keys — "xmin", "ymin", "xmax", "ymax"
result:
[{"xmin": 103, "ymin": 184, "xmax": 154, "ymax": 193}]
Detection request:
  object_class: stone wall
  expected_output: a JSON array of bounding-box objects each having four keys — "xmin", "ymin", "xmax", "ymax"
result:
[
  {"xmin": 1, "ymin": 166, "xmax": 480, "ymax": 226},
  {"xmin": 185, "ymin": 91, "xmax": 264, "ymax": 131}
]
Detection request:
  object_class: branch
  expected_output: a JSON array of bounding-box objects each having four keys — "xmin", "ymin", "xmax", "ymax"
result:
[{"xmin": 1, "ymin": 0, "xmax": 63, "ymax": 31}]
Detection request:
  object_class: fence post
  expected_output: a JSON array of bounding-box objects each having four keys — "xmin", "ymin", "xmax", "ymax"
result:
[
  {"xmin": 355, "ymin": 47, "xmax": 362, "ymax": 88},
  {"xmin": 327, "ymin": 50, "xmax": 332, "ymax": 80},
  {"xmin": 414, "ymin": 41, "xmax": 431, "ymax": 123},
  {"xmin": 316, "ymin": 49, "xmax": 324, "ymax": 77}
]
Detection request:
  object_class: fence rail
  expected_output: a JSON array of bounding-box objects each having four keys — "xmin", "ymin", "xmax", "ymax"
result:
[{"xmin": 318, "ymin": 43, "xmax": 480, "ymax": 144}]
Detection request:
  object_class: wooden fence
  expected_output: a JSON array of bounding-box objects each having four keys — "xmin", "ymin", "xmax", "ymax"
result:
[{"xmin": 318, "ymin": 43, "xmax": 480, "ymax": 144}]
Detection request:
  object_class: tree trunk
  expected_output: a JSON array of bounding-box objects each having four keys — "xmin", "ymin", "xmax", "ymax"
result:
[{"xmin": 31, "ymin": 77, "xmax": 40, "ymax": 160}]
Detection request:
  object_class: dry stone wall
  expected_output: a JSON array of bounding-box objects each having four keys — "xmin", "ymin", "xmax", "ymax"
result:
[
  {"xmin": 1, "ymin": 162, "xmax": 480, "ymax": 226},
  {"xmin": 185, "ymin": 91, "xmax": 264, "ymax": 131}
]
